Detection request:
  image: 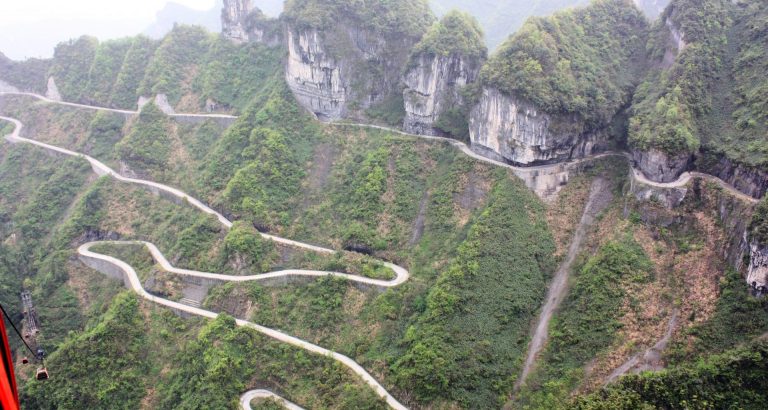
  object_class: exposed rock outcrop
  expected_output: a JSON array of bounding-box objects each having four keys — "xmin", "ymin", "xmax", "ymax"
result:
[
  {"xmin": 748, "ymin": 241, "xmax": 768, "ymax": 294},
  {"xmin": 221, "ymin": 0, "xmax": 281, "ymax": 45},
  {"xmin": 285, "ymin": 24, "xmax": 420, "ymax": 121},
  {"xmin": 285, "ymin": 29, "xmax": 346, "ymax": 121},
  {"xmin": 633, "ymin": 148, "xmax": 692, "ymax": 183},
  {"xmin": 698, "ymin": 153, "xmax": 768, "ymax": 200},
  {"xmin": 659, "ymin": 18, "xmax": 687, "ymax": 68},
  {"xmin": 629, "ymin": 168, "xmax": 688, "ymax": 208},
  {"xmin": 402, "ymin": 11, "xmax": 486, "ymax": 137},
  {"xmin": 45, "ymin": 77, "xmax": 62, "ymax": 101},
  {"xmin": 403, "ymin": 54, "xmax": 479, "ymax": 136},
  {"xmin": 0, "ymin": 79, "xmax": 19, "ymax": 93},
  {"xmin": 283, "ymin": 1, "xmax": 432, "ymax": 121},
  {"xmin": 468, "ymin": 89, "xmax": 609, "ymax": 165},
  {"xmin": 137, "ymin": 95, "xmax": 175, "ymax": 115},
  {"xmin": 222, "ymin": 0, "xmax": 253, "ymax": 43}
]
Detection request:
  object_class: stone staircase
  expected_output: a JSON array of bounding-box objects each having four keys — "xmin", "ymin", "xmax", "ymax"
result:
[{"xmin": 179, "ymin": 298, "xmax": 201, "ymax": 308}]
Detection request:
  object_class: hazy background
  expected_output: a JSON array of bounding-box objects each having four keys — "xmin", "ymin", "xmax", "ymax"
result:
[
  {"xmin": 0, "ymin": 0, "xmax": 664, "ymax": 61},
  {"xmin": 0, "ymin": 0, "xmax": 280, "ymax": 60}
]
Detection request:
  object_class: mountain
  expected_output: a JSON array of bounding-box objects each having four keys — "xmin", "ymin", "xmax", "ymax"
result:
[
  {"xmin": 1, "ymin": 0, "xmax": 767, "ymax": 409},
  {"xmin": 143, "ymin": 1, "xmax": 224, "ymax": 39},
  {"xmin": 430, "ymin": 0, "xmax": 590, "ymax": 51}
]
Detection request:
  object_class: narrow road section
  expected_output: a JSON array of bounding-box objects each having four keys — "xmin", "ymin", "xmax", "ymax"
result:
[
  {"xmin": 1, "ymin": 115, "xmax": 408, "ymax": 409},
  {"xmin": 240, "ymin": 390, "xmax": 305, "ymax": 410},
  {"xmin": 77, "ymin": 242, "xmax": 406, "ymax": 410}
]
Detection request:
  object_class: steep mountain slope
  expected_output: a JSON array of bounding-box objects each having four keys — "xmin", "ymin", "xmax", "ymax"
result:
[
  {"xmin": 402, "ymin": 11, "xmax": 486, "ymax": 138},
  {"xmin": 282, "ymin": 0, "xmax": 435, "ymax": 121},
  {"xmin": 1, "ymin": 0, "xmax": 768, "ymax": 408},
  {"xmin": 629, "ymin": 0, "xmax": 768, "ymax": 191},
  {"xmin": 1, "ymin": 25, "xmax": 282, "ymax": 114},
  {"xmin": 470, "ymin": 0, "xmax": 648, "ymax": 165}
]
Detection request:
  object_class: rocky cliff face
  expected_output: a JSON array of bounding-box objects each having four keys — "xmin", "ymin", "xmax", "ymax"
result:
[
  {"xmin": 45, "ymin": 77, "xmax": 62, "ymax": 101},
  {"xmin": 698, "ymin": 153, "xmax": 768, "ymax": 200},
  {"xmin": 222, "ymin": 0, "xmax": 252, "ymax": 43},
  {"xmin": 284, "ymin": 22, "xmax": 420, "ymax": 121},
  {"xmin": 632, "ymin": 148, "xmax": 692, "ymax": 183},
  {"xmin": 285, "ymin": 29, "xmax": 346, "ymax": 121},
  {"xmin": 402, "ymin": 53, "xmax": 479, "ymax": 136},
  {"xmin": 747, "ymin": 241, "xmax": 768, "ymax": 293},
  {"xmin": 468, "ymin": 88, "xmax": 608, "ymax": 165},
  {"xmin": 222, "ymin": 0, "xmax": 280, "ymax": 45}
]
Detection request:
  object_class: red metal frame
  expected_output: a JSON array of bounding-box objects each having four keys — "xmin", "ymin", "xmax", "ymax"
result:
[{"xmin": 0, "ymin": 316, "xmax": 20, "ymax": 410}]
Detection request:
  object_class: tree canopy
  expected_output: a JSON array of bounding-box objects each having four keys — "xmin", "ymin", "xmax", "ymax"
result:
[{"xmin": 479, "ymin": 0, "xmax": 647, "ymax": 127}]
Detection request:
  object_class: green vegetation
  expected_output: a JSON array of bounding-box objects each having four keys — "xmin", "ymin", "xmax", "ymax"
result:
[
  {"xmin": 429, "ymin": 0, "xmax": 591, "ymax": 51},
  {"xmin": 138, "ymin": 25, "xmax": 210, "ymax": 105},
  {"xmin": 157, "ymin": 314, "xmax": 387, "ymax": 409},
  {"xmin": 21, "ymin": 293, "xmax": 149, "ymax": 410},
  {"xmin": 223, "ymin": 126, "xmax": 306, "ymax": 228},
  {"xmin": 413, "ymin": 10, "xmax": 487, "ymax": 59},
  {"xmin": 392, "ymin": 173, "xmax": 556, "ymax": 408},
  {"xmin": 284, "ymin": 0, "xmax": 435, "ymax": 38},
  {"xmin": 629, "ymin": 0, "xmax": 730, "ymax": 156},
  {"xmin": 572, "ymin": 339, "xmax": 768, "ymax": 409},
  {"xmin": 109, "ymin": 36, "xmax": 158, "ymax": 109},
  {"xmin": 115, "ymin": 102, "xmax": 170, "ymax": 172},
  {"xmin": 519, "ymin": 238, "xmax": 653, "ymax": 407},
  {"xmin": 480, "ymin": 0, "xmax": 647, "ymax": 128},
  {"xmin": 0, "ymin": 53, "xmax": 50, "ymax": 93},
  {"xmin": 11, "ymin": 24, "xmax": 281, "ymax": 112},
  {"xmin": 193, "ymin": 37, "xmax": 283, "ymax": 111},
  {"xmin": 749, "ymin": 195, "xmax": 768, "ymax": 244},
  {"xmin": 666, "ymin": 268, "xmax": 768, "ymax": 363},
  {"xmin": 48, "ymin": 36, "xmax": 99, "ymax": 101},
  {"xmin": 82, "ymin": 111, "xmax": 126, "ymax": 160},
  {"xmin": 83, "ymin": 38, "xmax": 132, "ymax": 106},
  {"xmin": 223, "ymin": 221, "xmax": 275, "ymax": 272}
]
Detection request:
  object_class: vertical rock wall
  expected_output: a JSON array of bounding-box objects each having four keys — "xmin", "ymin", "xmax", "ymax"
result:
[
  {"xmin": 222, "ymin": 0, "xmax": 253, "ymax": 43},
  {"xmin": 284, "ymin": 22, "xmax": 419, "ymax": 121},
  {"xmin": 468, "ymin": 88, "xmax": 608, "ymax": 165},
  {"xmin": 402, "ymin": 53, "xmax": 480, "ymax": 136},
  {"xmin": 285, "ymin": 29, "xmax": 346, "ymax": 121}
]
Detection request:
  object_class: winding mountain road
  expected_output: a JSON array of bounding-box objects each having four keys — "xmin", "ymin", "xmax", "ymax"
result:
[
  {"xmin": 0, "ymin": 115, "xmax": 407, "ymax": 409},
  {"xmin": 0, "ymin": 91, "xmax": 237, "ymax": 120},
  {"xmin": 0, "ymin": 91, "xmax": 760, "ymax": 409},
  {"xmin": 239, "ymin": 390, "xmax": 305, "ymax": 410}
]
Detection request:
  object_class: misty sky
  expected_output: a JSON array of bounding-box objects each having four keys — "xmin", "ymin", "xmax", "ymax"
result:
[{"xmin": 0, "ymin": 0, "xmax": 219, "ymax": 60}]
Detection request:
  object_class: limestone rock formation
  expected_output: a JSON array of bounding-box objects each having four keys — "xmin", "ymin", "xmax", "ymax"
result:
[
  {"xmin": 632, "ymin": 148, "xmax": 692, "ymax": 183},
  {"xmin": 221, "ymin": 0, "xmax": 281, "ymax": 45},
  {"xmin": 402, "ymin": 11, "xmax": 485, "ymax": 137},
  {"xmin": 468, "ymin": 1, "xmax": 646, "ymax": 166},
  {"xmin": 403, "ymin": 54, "xmax": 479, "ymax": 136},
  {"xmin": 283, "ymin": 0, "xmax": 434, "ymax": 121},
  {"xmin": 222, "ymin": 0, "xmax": 253, "ymax": 43},
  {"xmin": 45, "ymin": 77, "xmax": 62, "ymax": 101},
  {"xmin": 469, "ymin": 89, "xmax": 608, "ymax": 165},
  {"xmin": 747, "ymin": 241, "xmax": 768, "ymax": 293},
  {"xmin": 700, "ymin": 154, "xmax": 768, "ymax": 200},
  {"xmin": 284, "ymin": 29, "xmax": 346, "ymax": 121},
  {"xmin": 0, "ymin": 79, "xmax": 19, "ymax": 93}
]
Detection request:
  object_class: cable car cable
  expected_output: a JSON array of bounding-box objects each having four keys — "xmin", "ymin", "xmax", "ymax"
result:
[{"xmin": 0, "ymin": 303, "xmax": 37, "ymax": 360}]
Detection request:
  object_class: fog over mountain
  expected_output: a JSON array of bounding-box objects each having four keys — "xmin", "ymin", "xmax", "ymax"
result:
[{"xmin": 0, "ymin": 0, "xmax": 666, "ymax": 60}]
